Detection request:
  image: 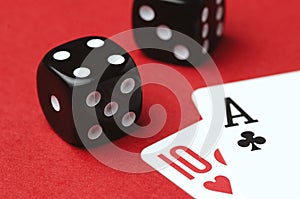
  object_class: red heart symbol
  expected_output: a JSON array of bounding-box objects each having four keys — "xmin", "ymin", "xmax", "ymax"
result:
[
  {"xmin": 204, "ymin": 175, "xmax": 233, "ymax": 194},
  {"xmin": 214, "ymin": 149, "xmax": 227, "ymax": 166}
]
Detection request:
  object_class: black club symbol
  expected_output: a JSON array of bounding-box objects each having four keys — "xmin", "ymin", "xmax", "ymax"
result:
[{"xmin": 238, "ymin": 131, "xmax": 266, "ymax": 151}]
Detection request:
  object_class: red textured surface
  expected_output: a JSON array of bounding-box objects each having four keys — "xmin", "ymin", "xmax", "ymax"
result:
[{"xmin": 1, "ymin": 0, "xmax": 300, "ymax": 198}]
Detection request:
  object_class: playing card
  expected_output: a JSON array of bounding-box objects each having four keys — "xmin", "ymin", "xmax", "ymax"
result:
[
  {"xmin": 141, "ymin": 122, "xmax": 243, "ymax": 198},
  {"xmin": 142, "ymin": 71, "xmax": 300, "ymax": 198}
]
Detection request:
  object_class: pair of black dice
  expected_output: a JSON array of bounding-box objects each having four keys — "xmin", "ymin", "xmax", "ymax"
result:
[{"xmin": 37, "ymin": 0, "xmax": 225, "ymax": 147}]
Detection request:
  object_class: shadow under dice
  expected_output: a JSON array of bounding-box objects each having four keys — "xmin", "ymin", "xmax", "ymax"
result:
[
  {"xmin": 37, "ymin": 36, "xmax": 142, "ymax": 147},
  {"xmin": 132, "ymin": 0, "xmax": 225, "ymax": 65}
]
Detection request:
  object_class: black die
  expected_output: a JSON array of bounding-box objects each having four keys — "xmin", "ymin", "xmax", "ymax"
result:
[
  {"xmin": 37, "ymin": 36, "xmax": 142, "ymax": 147},
  {"xmin": 132, "ymin": 0, "xmax": 225, "ymax": 65}
]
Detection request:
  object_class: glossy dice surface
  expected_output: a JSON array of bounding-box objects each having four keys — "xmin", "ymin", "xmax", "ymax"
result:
[
  {"xmin": 132, "ymin": 0, "xmax": 225, "ymax": 65},
  {"xmin": 37, "ymin": 36, "xmax": 142, "ymax": 147}
]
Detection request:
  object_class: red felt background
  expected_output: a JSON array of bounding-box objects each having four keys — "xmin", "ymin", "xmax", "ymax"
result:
[{"xmin": 1, "ymin": 0, "xmax": 300, "ymax": 198}]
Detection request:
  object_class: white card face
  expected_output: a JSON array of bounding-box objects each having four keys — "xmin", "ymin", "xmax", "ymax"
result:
[
  {"xmin": 141, "ymin": 71, "xmax": 300, "ymax": 199},
  {"xmin": 141, "ymin": 122, "xmax": 244, "ymax": 198}
]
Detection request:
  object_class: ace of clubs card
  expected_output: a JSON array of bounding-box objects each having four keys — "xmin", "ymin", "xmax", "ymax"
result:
[{"xmin": 141, "ymin": 71, "xmax": 300, "ymax": 198}]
